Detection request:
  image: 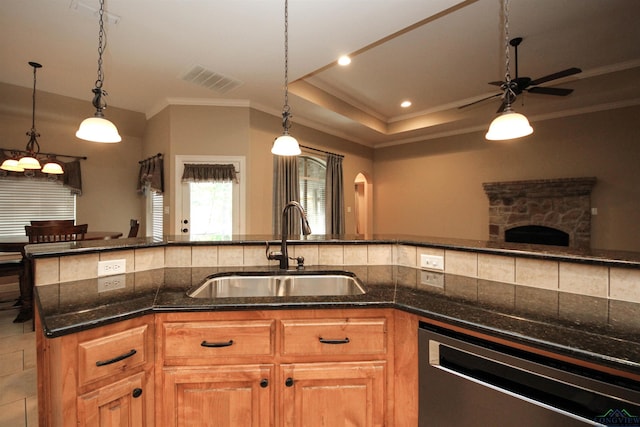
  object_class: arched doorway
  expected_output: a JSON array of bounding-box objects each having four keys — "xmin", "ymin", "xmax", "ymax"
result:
[{"xmin": 354, "ymin": 172, "xmax": 372, "ymax": 237}]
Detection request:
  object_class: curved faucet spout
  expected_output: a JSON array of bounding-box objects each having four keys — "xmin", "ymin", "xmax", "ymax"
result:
[{"xmin": 268, "ymin": 201, "xmax": 312, "ymax": 269}]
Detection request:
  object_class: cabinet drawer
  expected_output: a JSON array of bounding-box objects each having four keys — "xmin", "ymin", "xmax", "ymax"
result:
[
  {"xmin": 281, "ymin": 318, "xmax": 387, "ymax": 356},
  {"xmin": 78, "ymin": 325, "xmax": 150, "ymax": 387},
  {"xmin": 162, "ymin": 320, "xmax": 275, "ymax": 362}
]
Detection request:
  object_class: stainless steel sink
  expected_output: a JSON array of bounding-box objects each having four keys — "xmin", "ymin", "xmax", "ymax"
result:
[{"xmin": 187, "ymin": 271, "xmax": 366, "ymax": 298}]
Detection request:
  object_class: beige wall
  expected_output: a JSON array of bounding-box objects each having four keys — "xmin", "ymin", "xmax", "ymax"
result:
[
  {"xmin": 248, "ymin": 109, "xmax": 374, "ymax": 235},
  {"xmin": 145, "ymin": 104, "xmax": 374, "ymax": 235},
  {"xmin": 373, "ymin": 105, "xmax": 640, "ymax": 252},
  {"xmin": 0, "ymin": 83, "xmax": 146, "ymax": 237}
]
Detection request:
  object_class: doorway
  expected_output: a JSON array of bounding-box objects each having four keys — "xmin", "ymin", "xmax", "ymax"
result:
[
  {"xmin": 174, "ymin": 155, "xmax": 246, "ymax": 237},
  {"xmin": 354, "ymin": 172, "xmax": 372, "ymax": 237}
]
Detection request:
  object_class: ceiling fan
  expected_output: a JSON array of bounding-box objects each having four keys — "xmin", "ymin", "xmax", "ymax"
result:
[{"xmin": 460, "ymin": 37, "xmax": 582, "ymax": 112}]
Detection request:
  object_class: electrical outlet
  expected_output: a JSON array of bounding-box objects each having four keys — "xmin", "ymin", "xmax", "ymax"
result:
[
  {"xmin": 97, "ymin": 274, "xmax": 126, "ymax": 292},
  {"xmin": 420, "ymin": 254, "xmax": 444, "ymax": 271},
  {"xmin": 420, "ymin": 270, "xmax": 444, "ymax": 288},
  {"xmin": 97, "ymin": 259, "xmax": 126, "ymax": 277}
]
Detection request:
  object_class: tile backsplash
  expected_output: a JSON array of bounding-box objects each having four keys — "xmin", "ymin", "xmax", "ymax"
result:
[{"xmin": 33, "ymin": 242, "xmax": 640, "ymax": 303}]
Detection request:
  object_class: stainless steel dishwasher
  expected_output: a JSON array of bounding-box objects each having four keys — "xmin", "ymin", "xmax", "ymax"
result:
[{"xmin": 419, "ymin": 322, "xmax": 640, "ymax": 426}]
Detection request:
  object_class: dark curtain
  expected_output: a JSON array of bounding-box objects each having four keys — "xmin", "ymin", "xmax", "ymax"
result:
[
  {"xmin": 137, "ymin": 156, "xmax": 164, "ymax": 193},
  {"xmin": 181, "ymin": 163, "xmax": 237, "ymax": 183},
  {"xmin": 325, "ymin": 153, "xmax": 345, "ymax": 235},
  {"xmin": 0, "ymin": 152, "xmax": 83, "ymax": 195},
  {"xmin": 272, "ymin": 156, "xmax": 300, "ymax": 235}
]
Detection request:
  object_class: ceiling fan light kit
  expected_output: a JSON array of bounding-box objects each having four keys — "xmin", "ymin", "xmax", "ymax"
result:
[
  {"xmin": 484, "ymin": 0, "xmax": 581, "ymax": 141},
  {"xmin": 485, "ymin": 106, "xmax": 533, "ymax": 141}
]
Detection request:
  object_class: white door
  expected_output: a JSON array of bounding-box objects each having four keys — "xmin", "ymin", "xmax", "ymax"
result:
[{"xmin": 175, "ymin": 156, "xmax": 246, "ymax": 237}]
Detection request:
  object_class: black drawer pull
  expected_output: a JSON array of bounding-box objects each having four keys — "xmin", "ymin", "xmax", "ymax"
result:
[
  {"xmin": 285, "ymin": 377, "xmax": 294, "ymax": 387},
  {"xmin": 132, "ymin": 388, "xmax": 143, "ymax": 398},
  {"xmin": 260, "ymin": 379, "xmax": 269, "ymax": 388},
  {"xmin": 201, "ymin": 339, "xmax": 234, "ymax": 348},
  {"xmin": 319, "ymin": 337, "xmax": 350, "ymax": 345},
  {"xmin": 95, "ymin": 349, "xmax": 137, "ymax": 367}
]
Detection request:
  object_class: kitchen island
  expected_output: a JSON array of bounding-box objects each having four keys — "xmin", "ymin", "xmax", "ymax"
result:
[{"xmin": 28, "ymin": 235, "xmax": 640, "ymax": 426}]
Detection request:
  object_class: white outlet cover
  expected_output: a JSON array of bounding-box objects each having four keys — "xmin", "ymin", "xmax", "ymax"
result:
[
  {"xmin": 97, "ymin": 259, "xmax": 126, "ymax": 277},
  {"xmin": 420, "ymin": 254, "xmax": 444, "ymax": 271}
]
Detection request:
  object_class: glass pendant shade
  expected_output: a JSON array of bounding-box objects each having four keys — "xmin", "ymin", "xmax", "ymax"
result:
[
  {"xmin": 271, "ymin": 133, "xmax": 301, "ymax": 156},
  {"xmin": 485, "ymin": 108, "xmax": 533, "ymax": 141},
  {"xmin": 76, "ymin": 116, "xmax": 122, "ymax": 143},
  {"xmin": 42, "ymin": 161, "xmax": 64, "ymax": 174},
  {"xmin": 17, "ymin": 155, "xmax": 42, "ymax": 169},
  {"xmin": 1, "ymin": 159, "xmax": 25, "ymax": 172}
]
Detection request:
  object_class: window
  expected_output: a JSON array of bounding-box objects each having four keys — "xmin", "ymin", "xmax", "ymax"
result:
[
  {"xmin": 0, "ymin": 179, "xmax": 76, "ymax": 235},
  {"xmin": 298, "ymin": 156, "xmax": 326, "ymax": 235},
  {"xmin": 145, "ymin": 185, "xmax": 164, "ymax": 239}
]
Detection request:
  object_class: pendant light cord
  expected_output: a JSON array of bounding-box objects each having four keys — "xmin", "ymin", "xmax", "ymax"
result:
[
  {"xmin": 502, "ymin": 0, "xmax": 516, "ymax": 107},
  {"xmin": 281, "ymin": 0, "xmax": 292, "ymax": 132},
  {"xmin": 26, "ymin": 62, "xmax": 41, "ymax": 154},
  {"xmin": 96, "ymin": 0, "xmax": 106, "ymax": 89}
]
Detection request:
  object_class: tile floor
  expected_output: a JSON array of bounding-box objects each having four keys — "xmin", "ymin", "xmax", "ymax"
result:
[{"xmin": 0, "ymin": 281, "xmax": 37, "ymax": 427}]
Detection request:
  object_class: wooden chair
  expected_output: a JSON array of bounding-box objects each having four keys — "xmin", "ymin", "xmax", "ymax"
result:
[
  {"xmin": 25, "ymin": 224, "xmax": 88, "ymax": 243},
  {"xmin": 0, "ymin": 252, "xmax": 24, "ymax": 304},
  {"xmin": 30, "ymin": 219, "xmax": 75, "ymax": 226},
  {"xmin": 128, "ymin": 219, "xmax": 140, "ymax": 238}
]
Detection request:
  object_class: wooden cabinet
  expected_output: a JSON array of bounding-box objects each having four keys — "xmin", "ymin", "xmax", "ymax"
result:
[
  {"xmin": 39, "ymin": 315, "xmax": 155, "ymax": 427},
  {"xmin": 155, "ymin": 309, "xmax": 394, "ymax": 427},
  {"xmin": 280, "ymin": 361, "xmax": 386, "ymax": 427}
]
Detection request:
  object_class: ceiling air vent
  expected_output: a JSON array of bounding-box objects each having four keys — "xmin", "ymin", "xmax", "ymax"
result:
[{"xmin": 180, "ymin": 65, "xmax": 243, "ymax": 94}]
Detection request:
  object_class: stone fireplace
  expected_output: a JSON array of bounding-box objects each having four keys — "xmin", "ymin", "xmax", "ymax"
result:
[{"xmin": 482, "ymin": 177, "xmax": 597, "ymax": 249}]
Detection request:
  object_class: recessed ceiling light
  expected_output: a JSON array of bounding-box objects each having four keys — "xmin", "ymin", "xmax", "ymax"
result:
[
  {"xmin": 337, "ymin": 55, "xmax": 351, "ymax": 66},
  {"xmin": 401, "ymin": 100, "xmax": 412, "ymax": 108}
]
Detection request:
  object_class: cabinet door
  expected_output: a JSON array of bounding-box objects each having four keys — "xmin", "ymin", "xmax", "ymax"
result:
[
  {"xmin": 162, "ymin": 364, "xmax": 274, "ymax": 427},
  {"xmin": 280, "ymin": 361, "xmax": 386, "ymax": 427},
  {"xmin": 77, "ymin": 371, "xmax": 152, "ymax": 427}
]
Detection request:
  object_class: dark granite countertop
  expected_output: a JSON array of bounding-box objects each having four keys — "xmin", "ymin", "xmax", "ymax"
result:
[
  {"xmin": 34, "ymin": 265, "xmax": 640, "ymax": 376},
  {"xmin": 24, "ymin": 234, "xmax": 640, "ymax": 268}
]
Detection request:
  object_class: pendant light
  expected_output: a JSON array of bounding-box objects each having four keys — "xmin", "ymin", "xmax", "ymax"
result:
[
  {"xmin": 1, "ymin": 62, "xmax": 64, "ymax": 174},
  {"xmin": 485, "ymin": 0, "xmax": 533, "ymax": 141},
  {"xmin": 271, "ymin": 0, "xmax": 301, "ymax": 156},
  {"xmin": 76, "ymin": 0, "xmax": 121, "ymax": 143}
]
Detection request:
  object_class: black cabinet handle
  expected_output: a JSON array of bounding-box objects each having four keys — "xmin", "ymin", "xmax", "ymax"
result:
[
  {"xmin": 260, "ymin": 379, "xmax": 269, "ymax": 388},
  {"xmin": 201, "ymin": 339, "xmax": 234, "ymax": 348},
  {"xmin": 132, "ymin": 388, "xmax": 143, "ymax": 398},
  {"xmin": 285, "ymin": 377, "xmax": 294, "ymax": 387},
  {"xmin": 319, "ymin": 337, "xmax": 350, "ymax": 345},
  {"xmin": 95, "ymin": 349, "xmax": 137, "ymax": 367}
]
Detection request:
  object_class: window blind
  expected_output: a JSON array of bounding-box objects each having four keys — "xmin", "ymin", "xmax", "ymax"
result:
[
  {"xmin": 0, "ymin": 179, "xmax": 76, "ymax": 236},
  {"xmin": 151, "ymin": 191, "xmax": 164, "ymax": 239}
]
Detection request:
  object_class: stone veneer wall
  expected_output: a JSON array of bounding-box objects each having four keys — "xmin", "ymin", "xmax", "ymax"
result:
[{"xmin": 483, "ymin": 177, "xmax": 597, "ymax": 249}]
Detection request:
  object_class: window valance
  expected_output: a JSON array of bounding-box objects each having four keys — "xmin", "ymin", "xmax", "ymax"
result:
[
  {"xmin": 137, "ymin": 154, "xmax": 164, "ymax": 194},
  {"xmin": 181, "ymin": 163, "xmax": 238, "ymax": 183}
]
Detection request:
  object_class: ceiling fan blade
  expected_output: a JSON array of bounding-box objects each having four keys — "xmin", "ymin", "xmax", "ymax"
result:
[
  {"xmin": 527, "ymin": 86, "xmax": 574, "ymax": 96},
  {"xmin": 530, "ymin": 67, "xmax": 582, "ymax": 86},
  {"xmin": 458, "ymin": 93, "xmax": 501, "ymax": 109},
  {"xmin": 488, "ymin": 81, "xmax": 504, "ymax": 86}
]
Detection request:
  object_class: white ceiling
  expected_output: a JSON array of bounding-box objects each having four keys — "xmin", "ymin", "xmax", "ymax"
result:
[{"xmin": 1, "ymin": 0, "xmax": 639, "ymax": 148}]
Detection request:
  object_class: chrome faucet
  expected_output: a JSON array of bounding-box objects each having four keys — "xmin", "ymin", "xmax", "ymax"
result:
[{"xmin": 267, "ymin": 201, "xmax": 312, "ymax": 269}]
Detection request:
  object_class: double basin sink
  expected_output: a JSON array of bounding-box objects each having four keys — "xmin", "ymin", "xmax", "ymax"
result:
[{"xmin": 187, "ymin": 270, "xmax": 366, "ymax": 298}]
